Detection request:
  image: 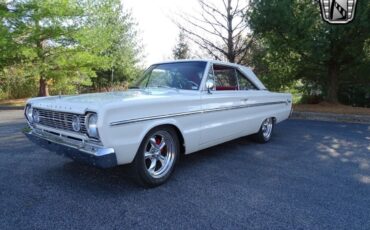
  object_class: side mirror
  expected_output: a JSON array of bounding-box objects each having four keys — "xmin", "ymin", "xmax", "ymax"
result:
[{"xmin": 205, "ymin": 79, "xmax": 214, "ymax": 94}]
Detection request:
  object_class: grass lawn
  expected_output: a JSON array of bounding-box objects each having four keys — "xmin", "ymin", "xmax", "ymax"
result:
[{"xmin": 0, "ymin": 98, "xmax": 26, "ymax": 107}]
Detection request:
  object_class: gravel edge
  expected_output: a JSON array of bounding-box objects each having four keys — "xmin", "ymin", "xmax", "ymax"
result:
[
  {"xmin": 0, "ymin": 106, "xmax": 24, "ymax": 111},
  {"xmin": 291, "ymin": 111, "xmax": 370, "ymax": 124}
]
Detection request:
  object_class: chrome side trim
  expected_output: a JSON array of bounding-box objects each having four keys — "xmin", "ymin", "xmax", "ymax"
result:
[
  {"xmin": 110, "ymin": 101, "xmax": 287, "ymax": 126},
  {"xmin": 202, "ymin": 101, "xmax": 286, "ymax": 114},
  {"xmin": 110, "ymin": 110, "xmax": 201, "ymax": 126}
]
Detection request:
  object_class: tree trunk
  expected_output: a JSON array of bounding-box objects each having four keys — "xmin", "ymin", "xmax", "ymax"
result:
[
  {"xmin": 226, "ymin": 0, "xmax": 235, "ymax": 63},
  {"xmin": 38, "ymin": 77, "xmax": 49, "ymax": 97},
  {"xmin": 326, "ymin": 64, "xmax": 339, "ymax": 103}
]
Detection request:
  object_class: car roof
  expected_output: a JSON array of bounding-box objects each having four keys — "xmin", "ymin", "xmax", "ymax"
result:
[
  {"xmin": 151, "ymin": 59, "xmax": 252, "ymax": 70},
  {"xmin": 150, "ymin": 59, "xmax": 267, "ymax": 90}
]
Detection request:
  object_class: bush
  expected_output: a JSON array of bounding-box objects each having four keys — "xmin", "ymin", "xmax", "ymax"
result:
[
  {"xmin": 0, "ymin": 88, "xmax": 7, "ymax": 100},
  {"xmin": 0, "ymin": 67, "xmax": 38, "ymax": 99},
  {"xmin": 338, "ymin": 84, "xmax": 370, "ymax": 108},
  {"xmin": 299, "ymin": 94, "xmax": 323, "ymax": 104}
]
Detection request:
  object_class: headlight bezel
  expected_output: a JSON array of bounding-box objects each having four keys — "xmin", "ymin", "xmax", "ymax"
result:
[
  {"xmin": 25, "ymin": 104, "xmax": 34, "ymax": 123},
  {"xmin": 86, "ymin": 112, "xmax": 99, "ymax": 139},
  {"xmin": 72, "ymin": 115, "xmax": 81, "ymax": 132},
  {"xmin": 32, "ymin": 109, "xmax": 40, "ymax": 123}
]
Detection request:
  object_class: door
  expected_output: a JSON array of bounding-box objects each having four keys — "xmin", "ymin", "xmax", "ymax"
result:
[
  {"xmin": 234, "ymin": 68, "xmax": 268, "ymax": 134},
  {"xmin": 200, "ymin": 64, "xmax": 247, "ymax": 145}
]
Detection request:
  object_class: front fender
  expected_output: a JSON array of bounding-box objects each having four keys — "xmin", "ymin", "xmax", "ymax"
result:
[
  {"xmin": 100, "ymin": 118, "xmax": 187, "ymax": 165},
  {"xmin": 136, "ymin": 118, "xmax": 185, "ymax": 148}
]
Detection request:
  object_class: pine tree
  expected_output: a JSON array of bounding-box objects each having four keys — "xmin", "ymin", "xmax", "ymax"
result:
[{"xmin": 172, "ymin": 30, "xmax": 191, "ymax": 60}]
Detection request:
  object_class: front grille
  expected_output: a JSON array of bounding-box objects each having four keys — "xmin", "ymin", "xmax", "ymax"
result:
[{"xmin": 34, "ymin": 108, "xmax": 87, "ymax": 134}]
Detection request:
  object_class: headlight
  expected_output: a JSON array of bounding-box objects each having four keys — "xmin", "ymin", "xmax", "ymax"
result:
[
  {"xmin": 25, "ymin": 104, "xmax": 33, "ymax": 123},
  {"xmin": 86, "ymin": 113, "xmax": 99, "ymax": 139},
  {"xmin": 72, "ymin": 115, "xmax": 81, "ymax": 132},
  {"xmin": 33, "ymin": 109, "xmax": 40, "ymax": 123}
]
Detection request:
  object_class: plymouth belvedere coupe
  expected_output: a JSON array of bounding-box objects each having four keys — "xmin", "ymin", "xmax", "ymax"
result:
[{"xmin": 24, "ymin": 60, "xmax": 292, "ymax": 187}]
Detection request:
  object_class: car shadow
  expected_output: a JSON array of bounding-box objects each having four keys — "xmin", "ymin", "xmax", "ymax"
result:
[{"xmin": 43, "ymin": 135, "xmax": 256, "ymax": 191}]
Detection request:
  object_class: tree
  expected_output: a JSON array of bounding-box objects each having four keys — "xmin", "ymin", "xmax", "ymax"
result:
[
  {"xmin": 1, "ymin": 0, "xmax": 90, "ymax": 96},
  {"xmin": 86, "ymin": 0, "xmax": 142, "ymax": 91},
  {"xmin": 174, "ymin": 0, "xmax": 253, "ymax": 63},
  {"xmin": 172, "ymin": 30, "xmax": 191, "ymax": 59},
  {"xmin": 0, "ymin": 1, "xmax": 20, "ymax": 70},
  {"xmin": 0, "ymin": 0, "xmax": 141, "ymax": 96},
  {"xmin": 249, "ymin": 0, "xmax": 370, "ymax": 103}
]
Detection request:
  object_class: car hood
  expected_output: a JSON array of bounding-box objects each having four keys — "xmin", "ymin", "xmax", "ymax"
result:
[{"xmin": 28, "ymin": 89, "xmax": 189, "ymax": 114}]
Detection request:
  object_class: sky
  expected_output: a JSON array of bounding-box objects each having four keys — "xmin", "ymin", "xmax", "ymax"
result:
[{"xmin": 123, "ymin": 0, "xmax": 201, "ymax": 66}]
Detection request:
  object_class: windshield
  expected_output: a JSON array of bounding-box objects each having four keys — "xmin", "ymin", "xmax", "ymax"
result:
[{"xmin": 134, "ymin": 61, "xmax": 207, "ymax": 90}]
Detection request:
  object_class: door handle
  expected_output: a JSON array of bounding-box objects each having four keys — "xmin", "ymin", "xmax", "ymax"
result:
[{"xmin": 241, "ymin": 98, "xmax": 249, "ymax": 102}]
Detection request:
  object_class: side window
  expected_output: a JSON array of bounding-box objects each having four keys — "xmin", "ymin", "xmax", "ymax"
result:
[
  {"xmin": 213, "ymin": 65, "xmax": 238, "ymax": 91},
  {"xmin": 236, "ymin": 70, "xmax": 257, "ymax": 90}
]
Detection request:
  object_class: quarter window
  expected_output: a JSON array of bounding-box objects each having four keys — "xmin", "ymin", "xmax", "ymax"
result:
[{"xmin": 236, "ymin": 70, "xmax": 257, "ymax": 90}]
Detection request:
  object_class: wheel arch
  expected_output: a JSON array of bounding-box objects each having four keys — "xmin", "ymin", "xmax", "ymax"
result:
[
  {"xmin": 259, "ymin": 116, "xmax": 277, "ymax": 126},
  {"xmin": 138, "ymin": 121, "xmax": 186, "ymax": 155}
]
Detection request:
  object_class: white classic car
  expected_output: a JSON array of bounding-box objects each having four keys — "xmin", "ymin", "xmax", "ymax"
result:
[{"xmin": 24, "ymin": 60, "xmax": 292, "ymax": 186}]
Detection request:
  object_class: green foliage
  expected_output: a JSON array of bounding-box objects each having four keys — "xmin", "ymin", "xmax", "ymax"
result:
[
  {"xmin": 172, "ymin": 30, "xmax": 191, "ymax": 60},
  {"xmin": 0, "ymin": 65, "xmax": 38, "ymax": 99},
  {"xmin": 0, "ymin": 0, "xmax": 142, "ymax": 98},
  {"xmin": 338, "ymin": 84, "xmax": 370, "ymax": 107},
  {"xmin": 249, "ymin": 0, "xmax": 370, "ymax": 104},
  {"xmin": 88, "ymin": 1, "xmax": 142, "ymax": 90}
]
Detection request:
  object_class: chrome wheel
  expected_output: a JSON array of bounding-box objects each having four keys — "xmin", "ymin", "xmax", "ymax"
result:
[
  {"xmin": 261, "ymin": 118, "xmax": 273, "ymax": 139},
  {"xmin": 144, "ymin": 131, "xmax": 176, "ymax": 179}
]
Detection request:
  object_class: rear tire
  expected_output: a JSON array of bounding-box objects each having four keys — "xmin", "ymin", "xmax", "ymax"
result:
[
  {"xmin": 253, "ymin": 118, "xmax": 274, "ymax": 143},
  {"xmin": 131, "ymin": 126, "xmax": 180, "ymax": 187}
]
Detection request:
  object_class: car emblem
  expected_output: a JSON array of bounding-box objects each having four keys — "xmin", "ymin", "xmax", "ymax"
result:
[{"xmin": 317, "ymin": 0, "xmax": 358, "ymax": 24}]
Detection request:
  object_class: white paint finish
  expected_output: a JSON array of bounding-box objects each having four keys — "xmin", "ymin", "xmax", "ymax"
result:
[
  {"xmin": 200, "ymin": 90, "xmax": 246, "ymax": 144},
  {"xmin": 26, "ymin": 60, "xmax": 292, "ymax": 165},
  {"xmin": 98, "ymin": 89, "xmax": 203, "ymax": 163}
]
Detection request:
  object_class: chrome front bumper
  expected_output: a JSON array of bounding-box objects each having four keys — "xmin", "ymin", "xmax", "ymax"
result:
[{"xmin": 24, "ymin": 128, "xmax": 117, "ymax": 168}]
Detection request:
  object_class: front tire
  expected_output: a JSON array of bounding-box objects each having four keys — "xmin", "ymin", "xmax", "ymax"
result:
[
  {"xmin": 253, "ymin": 118, "xmax": 274, "ymax": 143},
  {"xmin": 131, "ymin": 126, "xmax": 180, "ymax": 187}
]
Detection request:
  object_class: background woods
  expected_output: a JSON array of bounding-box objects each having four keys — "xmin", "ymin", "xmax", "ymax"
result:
[
  {"xmin": 248, "ymin": 0, "xmax": 370, "ymax": 105},
  {"xmin": 0, "ymin": 0, "xmax": 141, "ymax": 97},
  {"xmin": 0, "ymin": 0, "xmax": 369, "ymax": 107}
]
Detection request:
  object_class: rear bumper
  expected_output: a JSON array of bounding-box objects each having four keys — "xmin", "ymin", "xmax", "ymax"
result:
[{"xmin": 24, "ymin": 129, "xmax": 117, "ymax": 168}]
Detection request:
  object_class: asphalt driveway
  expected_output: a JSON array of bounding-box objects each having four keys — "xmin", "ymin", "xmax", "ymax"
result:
[{"xmin": 1, "ymin": 110, "xmax": 369, "ymax": 229}]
